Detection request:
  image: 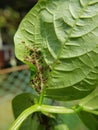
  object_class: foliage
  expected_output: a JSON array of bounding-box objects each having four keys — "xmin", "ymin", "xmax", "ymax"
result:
[
  {"xmin": 0, "ymin": 7, "xmax": 20, "ymax": 44},
  {"xmin": 9, "ymin": 0, "xmax": 98, "ymax": 130},
  {"xmin": 0, "ymin": 1, "xmax": 37, "ymax": 44}
]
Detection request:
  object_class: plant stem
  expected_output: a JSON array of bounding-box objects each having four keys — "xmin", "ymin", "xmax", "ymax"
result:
[
  {"xmin": 80, "ymin": 105, "xmax": 98, "ymax": 115},
  {"xmin": 38, "ymin": 84, "xmax": 45, "ymax": 105},
  {"xmin": 9, "ymin": 104, "xmax": 80, "ymax": 130},
  {"xmin": 8, "ymin": 104, "xmax": 40, "ymax": 130},
  {"xmin": 40, "ymin": 105, "xmax": 75, "ymax": 114}
]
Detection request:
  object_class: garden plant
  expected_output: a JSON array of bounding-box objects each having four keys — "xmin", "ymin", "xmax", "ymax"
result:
[{"xmin": 9, "ymin": 0, "xmax": 98, "ymax": 130}]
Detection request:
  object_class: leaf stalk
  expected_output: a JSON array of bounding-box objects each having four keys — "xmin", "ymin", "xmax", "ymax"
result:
[{"xmin": 8, "ymin": 104, "xmax": 82, "ymax": 130}]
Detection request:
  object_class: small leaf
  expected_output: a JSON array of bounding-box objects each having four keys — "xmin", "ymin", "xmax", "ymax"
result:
[
  {"xmin": 12, "ymin": 93, "xmax": 38, "ymax": 130},
  {"xmin": 78, "ymin": 111, "xmax": 98, "ymax": 130},
  {"xmin": 12, "ymin": 93, "xmax": 37, "ymax": 118}
]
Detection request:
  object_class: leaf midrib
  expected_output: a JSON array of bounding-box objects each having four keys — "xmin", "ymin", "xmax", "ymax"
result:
[{"xmin": 46, "ymin": 1, "xmax": 92, "ymax": 88}]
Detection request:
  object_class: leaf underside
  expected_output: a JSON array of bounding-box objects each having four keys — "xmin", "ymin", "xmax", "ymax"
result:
[{"xmin": 14, "ymin": 0, "xmax": 98, "ymax": 101}]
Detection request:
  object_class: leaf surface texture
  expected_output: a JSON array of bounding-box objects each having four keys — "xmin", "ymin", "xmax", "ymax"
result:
[{"xmin": 14, "ymin": 0, "xmax": 98, "ymax": 100}]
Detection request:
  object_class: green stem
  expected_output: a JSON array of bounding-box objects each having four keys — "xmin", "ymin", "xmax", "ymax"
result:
[
  {"xmin": 40, "ymin": 105, "xmax": 75, "ymax": 114},
  {"xmin": 8, "ymin": 104, "xmax": 82, "ymax": 130},
  {"xmin": 81, "ymin": 105, "xmax": 98, "ymax": 115},
  {"xmin": 38, "ymin": 84, "xmax": 45, "ymax": 105},
  {"xmin": 8, "ymin": 104, "xmax": 40, "ymax": 130}
]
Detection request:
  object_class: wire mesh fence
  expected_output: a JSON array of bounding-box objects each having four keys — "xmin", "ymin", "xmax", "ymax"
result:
[{"xmin": 0, "ymin": 65, "xmax": 33, "ymax": 98}]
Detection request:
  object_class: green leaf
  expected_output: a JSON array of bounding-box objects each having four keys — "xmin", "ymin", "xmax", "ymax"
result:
[
  {"xmin": 12, "ymin": 93, "xmax": 37, "ymax": 118},
  {"xmin": 51, "ymin": 120, "xmax": 69, "ymax": 130},
  {"xmin": 12, "ymin": 93, "xmax": 38, "ymax": 130},
  {"xmin": 79, "ymin": 88, "xmax": 98, "ymax": 115},
  {"xmin": 14, "ymin": 0, "xmax": 98, "ymax": 101},
  {"xmin": 53, "ymin": 124, "xmax": 69, "ymax": 130},
  {"xmin": 78, "ymin": 111, "xmax": 98, "ymax": 130}
]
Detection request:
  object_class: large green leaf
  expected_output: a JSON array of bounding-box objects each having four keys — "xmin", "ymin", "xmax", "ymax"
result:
[{"xmin": 14, "ymin": 0, "xmax": 98, "ymax": 101}]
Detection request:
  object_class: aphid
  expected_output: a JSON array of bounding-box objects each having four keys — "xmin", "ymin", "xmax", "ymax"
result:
[{"xmin": 22, "ymin": 41, "xmax": 49, "ymax": 93}]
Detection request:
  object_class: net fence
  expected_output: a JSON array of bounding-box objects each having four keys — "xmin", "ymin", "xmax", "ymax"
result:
[{"xmin": 0, "ymin": 65, "xmax": 33, "ymax": 98}]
